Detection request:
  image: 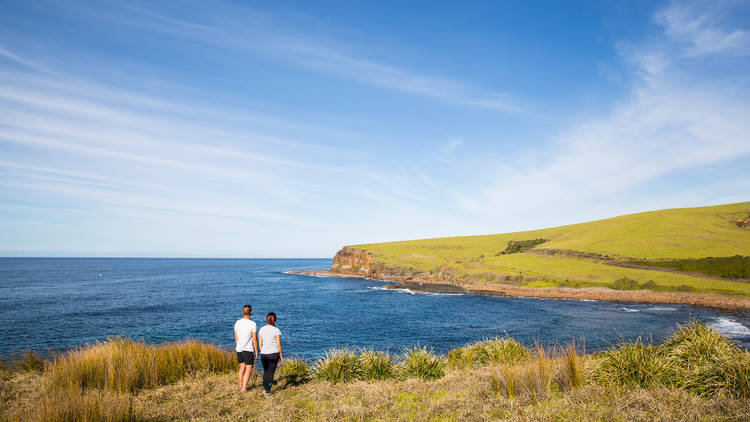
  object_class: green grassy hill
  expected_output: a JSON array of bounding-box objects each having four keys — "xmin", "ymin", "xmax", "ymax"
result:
[{"xmin": 351, "ymin": 202, "xmax": 750, "ymax": 296}]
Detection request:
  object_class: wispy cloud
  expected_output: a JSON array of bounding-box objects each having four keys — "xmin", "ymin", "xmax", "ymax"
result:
[
  {"xmin": 114, "ymin": 2, "xmax": 525, "ymax": 114},
  {"xmin": 655, "ymin": 0, "xmax": 750, "ymax": 57},
  {"xmin": 451, "ymin": 0, "xmax": 750, "ymax": 225}
]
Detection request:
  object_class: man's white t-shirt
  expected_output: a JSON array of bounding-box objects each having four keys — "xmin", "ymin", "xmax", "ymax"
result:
[
  {"xmin": 234, "ymin": 318, "xmax": 257, "ymax": 352},
  {"xmin": 258, "ymin": 325, "xmax": 281, "ymax": 354}
]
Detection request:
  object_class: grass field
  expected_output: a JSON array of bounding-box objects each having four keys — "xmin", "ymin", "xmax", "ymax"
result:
[
  {"xmin": 2, "ymin": 323, "xmax": 749, "ymax": 421},
  {"xmin": 350, "ymin": 202, "xmax": 750, "ymax": 297}
]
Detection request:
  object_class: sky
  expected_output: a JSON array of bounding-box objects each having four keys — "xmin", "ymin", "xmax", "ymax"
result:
[{"xmin": 0, "ymin": 0, "xmax": 749, "ymax": 258}]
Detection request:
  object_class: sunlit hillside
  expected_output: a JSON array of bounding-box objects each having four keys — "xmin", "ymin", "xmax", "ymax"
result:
[{"xmin": 350, "ymin": 202, "xmax": 750, "ymax": 296}]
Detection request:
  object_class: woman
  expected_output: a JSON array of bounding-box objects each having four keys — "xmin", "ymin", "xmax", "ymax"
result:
[{"xmin": 258, "ymin": 311, "xmax": 282, "ymax": 396}]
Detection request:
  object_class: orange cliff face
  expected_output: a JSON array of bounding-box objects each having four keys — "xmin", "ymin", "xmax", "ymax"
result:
[
  {"xmin": 329, "ymin": 247, "xmax": 432, "ymax": 282},
  {"xmin": 330, "ymin": 247, "xmax": 384, "ymax": 277}
]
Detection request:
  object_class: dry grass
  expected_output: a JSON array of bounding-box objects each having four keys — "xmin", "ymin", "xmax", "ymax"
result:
[
  {"xmin": 7, "ymin": 389, "xmax": 142, "ymax": 422},
  {"xmin": 2, "ymin": 323, "xmax": 750, "ymax": 421},
  {"xmin": 46, "ymin": 337, "xmax": 236, "ymax": 393}
]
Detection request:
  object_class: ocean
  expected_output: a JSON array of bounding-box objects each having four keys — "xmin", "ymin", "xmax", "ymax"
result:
[{"xmin": 1, "ymin": 258, "xmax": 748, "ymax": 359}]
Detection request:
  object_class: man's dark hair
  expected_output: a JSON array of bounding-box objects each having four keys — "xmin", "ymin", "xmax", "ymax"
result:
[{"xmin": 242, "ymin": 305, "xmax": 252, "ymax": 316}]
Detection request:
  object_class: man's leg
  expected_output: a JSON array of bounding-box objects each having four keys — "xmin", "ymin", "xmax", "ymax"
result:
[
  {"xmin": 238, "ymin": 363, "xmax": 247, "ymax": 391},
  {"xmin": 241, "ymin": 363, "xmax": 253, "ymax": 391}
]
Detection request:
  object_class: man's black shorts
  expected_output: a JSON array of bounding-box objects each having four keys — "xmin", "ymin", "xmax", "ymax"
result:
[{"xmin": 236, "ymin": 351, "xmax": 255, "ymax": 365}]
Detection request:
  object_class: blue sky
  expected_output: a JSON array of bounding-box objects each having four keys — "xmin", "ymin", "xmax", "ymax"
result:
[{"xmin": 1, "ymin": 0, "xmax": 749, "ymax": 257}]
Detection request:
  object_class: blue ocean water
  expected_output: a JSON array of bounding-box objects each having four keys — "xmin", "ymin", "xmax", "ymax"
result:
[{"xmin": 1, "ymin": 258, "xmax": 749, "ymax": 359}]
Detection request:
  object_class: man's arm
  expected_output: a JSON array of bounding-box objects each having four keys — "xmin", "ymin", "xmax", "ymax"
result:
[
  {"xmin": 252, "ymin": 331, "xmax": 259, "ymax": 360},
  {"xmin": 234, "ymin": 330, "xmax": 238, "ymax": 347}
]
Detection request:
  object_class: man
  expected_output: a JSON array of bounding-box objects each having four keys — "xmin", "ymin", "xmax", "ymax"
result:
[{"xmin": 234, "ymin": 304, "xmax": 259, "ymax": 392}]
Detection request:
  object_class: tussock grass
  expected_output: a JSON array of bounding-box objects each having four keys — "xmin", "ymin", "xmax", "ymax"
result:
[
  {"xmin": 360, "ymin": 348, "xmax": 397, "ymax": 380},
  {"xmin": 313, "ymin": 348, "xmax": 363, "ymax": 383},
  {"xmin": 560, "ymin": 342, "xmax": 586, "ymax": 390},
  {"xmin": 662, "ymin": 321, "xmax": 750, "ymax": 397},
  {"xmin": 592, "ymin": 322, "xmax": 750, "ymax": 398},
  {"xmin": 489, "ymin": 341, "xmax": 587, "ymax": 402},
  {"xmin": 447, "ymin": 336, "xmax": 529, "ymax": 368},
  {"xmin": 46, "ymin": 337, "xmax": 235, "ymax": 393},
  {"xmin": 591, "ymin": 339, "xmax": 667, "ymax": 388},
  {"xmin": 400, "ymin": 345, "xmax": 444, "ymax": 380},
  {"xmin": 278, "ymin": 358, "xmax": 311, "ymax": 383},
  {"xmin": 490, "ymin": 355, "xmax": 552, "ymax": 401}
]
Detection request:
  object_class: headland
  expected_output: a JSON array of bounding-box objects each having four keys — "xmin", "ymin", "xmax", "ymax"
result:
[{"xmin": 291, "ymin": 202, "xmax": 750, "ymax": 312}]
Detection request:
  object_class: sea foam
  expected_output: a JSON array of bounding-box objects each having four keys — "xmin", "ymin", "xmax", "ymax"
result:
[
  {"xmin": 366, "ymin": 286, "xmax": 462, "ymax": 296},
  {"xmin": 709, "ymin": 317, "xmax": 750, "ymax": 338}
]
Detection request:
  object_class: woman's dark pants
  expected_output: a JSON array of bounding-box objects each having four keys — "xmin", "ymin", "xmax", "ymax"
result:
[{"xmin": 261, "ymin": 353, "xmax": 280, "ymax": 392}]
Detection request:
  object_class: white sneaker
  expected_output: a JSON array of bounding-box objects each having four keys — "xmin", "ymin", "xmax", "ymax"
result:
[{"xmin": 263, "ymin": 391, "xmax": 271, "ymax": 397}]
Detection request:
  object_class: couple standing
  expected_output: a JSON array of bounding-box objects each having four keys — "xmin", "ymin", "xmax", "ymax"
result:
[{"xmin": 234, "ymin": 304, "xmax": 282, "ymax": 396}]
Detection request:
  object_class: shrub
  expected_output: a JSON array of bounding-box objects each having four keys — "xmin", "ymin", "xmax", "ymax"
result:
[
  {"xmin": 278, "ymin": 358, "xmax": 311, "ymax": 383},
  {"xmin": 313, "ymin": 348, "xmax": 363, "ymax": 383},
  {"xmin": 627, "ymin": 255, "xmax": 750, "ymax": 279},
  {"xmin": 498, "ymin": 239, "xmax": 548, "ymax": 255},
  {"xmin": 609, "ymin": 277, "xmax": 639, "ymax": 290},
  {"xmin": 640, "ymin": 280, "xmax": 658, "ymax": 290},
  {"xmin": 360, "ymin": 349, "xmax": 396, "ymax": 380},
  {"xmin": 400, "ymin": 345, "xmax": 444, "ymax": 380},
  {"xmin": 46, "ymin": 338, "xmax": 235, "ymax": 393}
]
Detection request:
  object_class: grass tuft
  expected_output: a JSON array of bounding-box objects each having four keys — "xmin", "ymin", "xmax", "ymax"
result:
[
  {"xmin": 662, "ymin": 321, "xmax": 750, "ymax": 397},
  {"xmin": 591, "ymin": 322, "xmax": 750, "ymax": 398},
  {"xmin": 448, "ymin": 337, "xmax": 529, "ymax": 369},
  {"xmin": 561, "ymin": 342, "xmax": 586, "ymax": 390},
  {"xmin": 591, "ymin": 338, "xmax": 667, "ymax": 388},
  {"xmin": 278, "ymin": 358, "xmax": 311, "ymax": 383},
  {"xmin": 46, "ymin": 337, "xmax": 235, "ymax": 393},
  {"xmin": 313, "ymin": 348, "xmax": 363, "ymax": 383},
  {"xmin": 15, "ymin": 351, "xmax": 46, "ymax": 373},
  {"xmin": 400, "ymin": 345, "xmax": 445, "ymax": 380},
  {"xmin": 360, "ymin": 348, "xmax": 397, "ymax": 380}
]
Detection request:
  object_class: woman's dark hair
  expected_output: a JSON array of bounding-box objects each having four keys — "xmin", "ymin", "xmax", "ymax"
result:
[{"xmin": 266, "ymin": 312, "xmax": 277, "ymax": 326}]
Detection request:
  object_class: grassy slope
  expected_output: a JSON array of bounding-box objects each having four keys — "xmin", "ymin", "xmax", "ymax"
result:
[{"xmin": 352, "ymin": 202, "xmax": 750, "ymax": 296}]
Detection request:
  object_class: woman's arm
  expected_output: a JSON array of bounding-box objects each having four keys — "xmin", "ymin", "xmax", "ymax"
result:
[
  {"xmin": 259, "ymin": 333, "xmax": 264, "ymax": 352},
  {"xmin": 276, "ymin": 334, "xmax": 282, "ymax": 361}
]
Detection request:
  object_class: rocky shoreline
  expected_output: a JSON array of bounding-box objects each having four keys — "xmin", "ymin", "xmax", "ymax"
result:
[{"xmin": 288, "ymin": 269, "xmax": 750, "ymax": 313}]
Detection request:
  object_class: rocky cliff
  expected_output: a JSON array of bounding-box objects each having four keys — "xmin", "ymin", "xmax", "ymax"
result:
[
  {"xmin": 329, "ymin": 247, "xmax": 464, "ymax": 284},
  {"xmin": 330, "ymin": 247, "xmax": 382, "ymax": 277}
]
